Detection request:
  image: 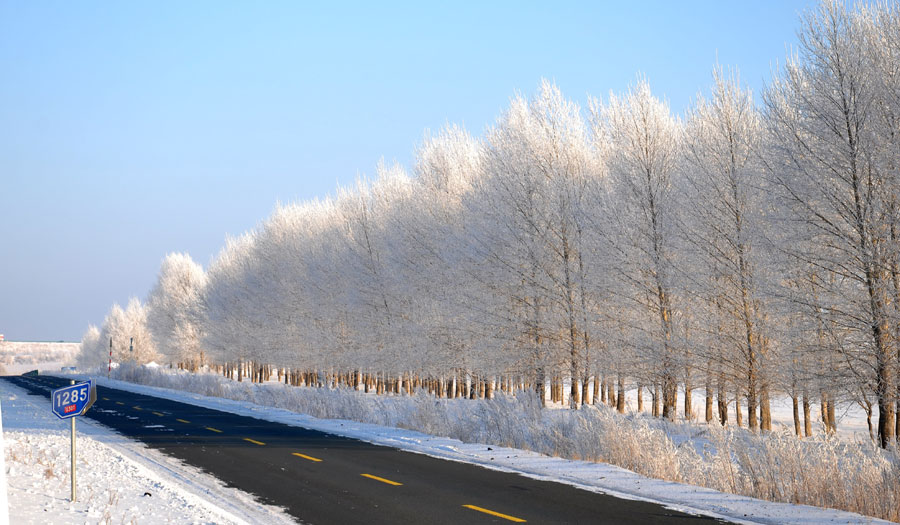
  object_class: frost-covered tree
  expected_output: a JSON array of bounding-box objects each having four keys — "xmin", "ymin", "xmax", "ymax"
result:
[
  {"xmin": 94, "ymin": 298, "xmax": 157, "ymax": 365},
  {"xmin": 681, "ymin": 67, "xmax": 773, "ymax": 430},
  {"xmin": 146, "ymin": 253, "xmax": 207, "ymax": 369},
  {"xmin": 201, "ymin": 233, "xmax": 262, "ymax": 372},
  {"xmin": 476, "ymin": 80, "xmax": 602, "ymax": 408},
  {"xmin": 591, "ymin": 78, "xmax": 682, "ymax": 419},
  {"xmin": 764, "ymin": 0, "xmax": 896, "ymax": 446},
  {"xmin": 411, "ymin": 124, "xmax": 485, "ymax": 381},
  {"xmin": 861, "ymin": 1, "xmax": 900, "ymax": 442},
  {"xmin": 76, "ymin": 324, "xmax": 104, "ymax": 369}
]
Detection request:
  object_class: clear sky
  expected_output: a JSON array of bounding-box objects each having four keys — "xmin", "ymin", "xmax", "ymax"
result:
[{"xmin": 1, "ymin": 1, "xmax": 818, "ymax": 342}]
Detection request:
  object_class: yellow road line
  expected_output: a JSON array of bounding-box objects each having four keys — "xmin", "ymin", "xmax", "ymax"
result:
[
  {"xmin": 115, "ymin": 402, "xmax": 124, "ymax": 405},
  {"xmin": 102, "ymin": 397, "xmax": 110, "ymax": 401},
  {"xmin": 462, "ymin": 505, "xmax": 526, "ymax": 522},
  {"xmin": 360, "ymin": 473, "xmax": 402, "ymax": 486},
  {"xmin": 132, "ymin": 406, "xmax": 142, "ymax": 411},
  {"xmin": 205, "ymin": 427, "xmax": 222, "ymax": 433},
  {"xmin": 176, "ymin": 419, "xmax": 191, "ymax": 424},
  {"xmin": 152, "ymin": 412, "xmax": 164, "ymax": 417},
  {"xmin": 244, "ymin": 438, "xmax": 265, "ymax": 446},
  {"xmin": 292, "ymin": 452, "xmax": 322, "ymax": 462}
]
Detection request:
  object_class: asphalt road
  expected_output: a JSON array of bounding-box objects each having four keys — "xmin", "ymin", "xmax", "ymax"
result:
[{"xmin": 4, "ymin": 374, "xmax": 728, "ymax": 524}]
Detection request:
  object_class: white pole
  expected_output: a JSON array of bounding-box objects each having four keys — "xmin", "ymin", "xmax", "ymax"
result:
[
  {"xmin": 70, "ymin": 379, "xmax": 76, "ymax": 502},
  {"xmin": 0, "ymin": 397, "xmax": 10, "ymax": 524}
]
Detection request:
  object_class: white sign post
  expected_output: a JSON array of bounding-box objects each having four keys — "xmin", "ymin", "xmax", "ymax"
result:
[
  {"xmin": 50, "ymin": 379, "xmax": 95, "ymax": 502},
  {"xmin": 70, "ymin": 408, "xmax": 75, "ymax": 502}
]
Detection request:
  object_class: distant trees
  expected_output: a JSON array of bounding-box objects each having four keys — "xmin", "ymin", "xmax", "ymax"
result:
[
  {"xmin": 77, "ymin": 325, "xmax": 103, "ymax": 369},
  {"xmin": 80, "ymin": 298, "xmax": 156, "ymax": 366},
  {"xmin": 78, "ymin": 0, "xmax": 900, "ymax": 447}
]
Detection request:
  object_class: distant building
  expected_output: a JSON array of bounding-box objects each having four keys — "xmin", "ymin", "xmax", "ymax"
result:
[{"xmin": 0, "ymin": 334, "xmax": 4, "ymax": 342}]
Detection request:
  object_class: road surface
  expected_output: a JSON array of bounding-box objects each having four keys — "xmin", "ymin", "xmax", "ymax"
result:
[{"xmin": 3, "ymin": 374, "xmax": 727, "ymax": 524}]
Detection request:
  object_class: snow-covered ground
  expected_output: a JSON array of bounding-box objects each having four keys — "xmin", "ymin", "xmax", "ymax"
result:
[
  {"xmin": 0, "ymin": 379, "xmax": 296, "ymax": 525},
  {"xmin": 599, "ymin": 388, "xmax": 874, "ymax": 441},
  {"xmin": 58, "ymin": 367, "xmax": 893, "ymax": 524}
]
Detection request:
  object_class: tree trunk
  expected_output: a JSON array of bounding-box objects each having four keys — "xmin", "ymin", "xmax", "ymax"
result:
[
  {"xmin": 616, "ymin": 375, "xmax": 625, "ymax": 413},
  {"xmin": 877, "ymin": 365, "xmax": 896, "ymax": 446},
  {"xmin": 684, "ymin": 383, "xmax": 693, "ymax": 421},
  {"xmin": 535, "ymin": 369, "xmax": 546, "ymax": 408},
  {"xmin": 803, "ymin": 393, "xmax": 812, "ymax": 437},
  {"xmin": 792, "ymin": 394, "xmax": 801, "ymax": 437},
  {"xmin": 747, "ymin": 373, "xmax": 758, "ymax": 431},
  {"xmin": 600, "ymin": 376, "xmax": 607, "ymax": 404},
  {"xmin": 865, "ymin": 400, "xmax": 874, "ymax": 442},
  {"xmin": 607, "ymin": 380, "xmax": 615, "ymax": 408},
  {"xmin": 651, "ymin": 384, "xmax": 660, "ymax": 418},
  {"xmin": 570, "ymin": 376, "xmax": 580, "ymax": 409},
  {"xmin": 581, "ymin": 374, "xmax": 590, "ymax": 407},
  {"xmin": 717, "ymin": 380, "xmax": 728, "ymax": 426},
  {"xmin": 827, "ymin": 397, "xmax": 836, "ymax": 434},
  {"xmin": 760, "ymin": 383, "xmax": 772, "ymax": 432},
  {"xmin": 896, "ymin": 396, "xmax": 900, "ymax": 443},
  {"xmin": 637, "ymin": 385, "xmax": 643, "ymax": 412}
]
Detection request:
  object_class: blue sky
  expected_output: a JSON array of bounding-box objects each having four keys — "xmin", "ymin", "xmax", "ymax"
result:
[{"xmin": 0, "ymin": 1, "xmax": 817, "ymax": 341}]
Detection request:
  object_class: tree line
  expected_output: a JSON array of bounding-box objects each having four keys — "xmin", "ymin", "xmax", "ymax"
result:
[{"xmin": 79, "ymin": 1, "xmax": 900, "ymax": 447}]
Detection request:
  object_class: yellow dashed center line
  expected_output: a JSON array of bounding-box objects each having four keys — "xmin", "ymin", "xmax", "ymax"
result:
[
  {"xmin": 115, "ymin": 402, "xmax": 124, "ymax": 405},
  {"xmin": 244, "ymin": 438, "xmax": 265, "ymax": 446},
  {"xmin": 176, "ymin": 419, "xmax": 191, "ymax": 424},
  {"xmin": 205, "ymin": 427, "xmax": 222, "ymax": 433},
  {"xmin": 152, "ymin": 412, "xmax": 165, "ymax": 417},
  {"xmin": 292, "ymin": 452, "xmax": 322, "ymax": 462},
  {"xmin": 463, "ymin": 505, "xmax": 526, "ymax": 522},
  {"xmin": 360, "ymin": 473, "xmax": 402, "ymax": 486},
  {"xmin": 132, "ymin": 406, "xmax": 142, "ymax": 411},
  {"xmin": 102, "ymin": 397, "xmax": 110, "ymax": 401}
]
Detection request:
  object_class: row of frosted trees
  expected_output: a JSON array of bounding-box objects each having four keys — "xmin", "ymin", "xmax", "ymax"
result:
[{"xmin": 80, "ymin": 1, "xmax": 900, "ymax": 447}]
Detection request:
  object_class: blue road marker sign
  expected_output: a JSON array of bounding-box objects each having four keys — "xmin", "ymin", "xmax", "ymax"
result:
[{"xmin": 51, "ymin": 380, "xmax": 96, "ymax": 419}]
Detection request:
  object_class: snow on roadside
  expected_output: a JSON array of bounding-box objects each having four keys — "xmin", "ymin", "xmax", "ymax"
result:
[
  {"xmin": 78, "ymin": 371, "xmax": 890, "ymax": 525},
  {"xmin": 589, "ymin": 387, "xmax": 874, "ymax": 441},
  {"xmin": 0, "ymin": 379, "xmax": 297, "ymax": 525}
]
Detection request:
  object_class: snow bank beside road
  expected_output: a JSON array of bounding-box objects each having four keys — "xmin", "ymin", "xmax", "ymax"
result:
[
  {"xmin": 0, "ymin": 379, "xmax": 296, "ymax": 525},
  {"xmin": 85, "ymin": 365, "xmax": 894, "ymax": 524}
]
